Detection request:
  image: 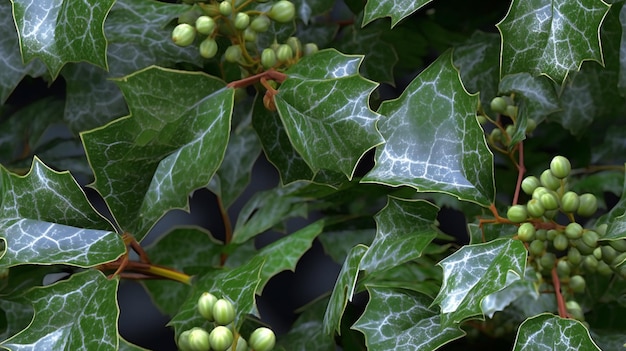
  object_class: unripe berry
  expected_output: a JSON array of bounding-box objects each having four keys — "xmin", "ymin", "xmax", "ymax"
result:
[
  {"xmin": 268, "ymin": 0, "xmax": 296, "ymax": 23},
  {"xmin": 209, "ymin": 326, "xmax": 234, "ymax": 351},
  {"xmin": 286, "ymin": 36, "xmax": 301, "ymax": 55},
  {"xmin": 505, "ymin": 105, "xmax": 518, "ymax": 118},
  {"xmin": 172, "ymin": 23, "xmax": 196, "ymax": 47},
  {"xmin": 581, "ymin": 230, "xmax": 599, "ymax": 248},
  {"xmin": 546, "ymin": 229, "xmax": 558, "ymax": 241},
  {"xmin": 568, "ymin": 247, "xmax": 582, "ymax": 266},
  {"xmin": 612, "ymin": 252, "xmax": 626, "ymax": 267},
  {"xmin": 188, "ymin": 327, "xmax": 211, "ymax": 351},
  {"xmin": 489, "ymin": 128, "xmax": 502, "ymax": 143},
  {"xmin": 540, "ymin": 252, "xmax": 556, "ymax": 270},
  {"xmin": 560, "ymin": 192, "xmax": 579, "ymax": 213},
  {"xmin": 556, "ymin": 260, "xmax": 571, "ymax": 277},
  {"xmin": 525, "ymin": 118, "xmax": 537, "ymax": 134},
  {"xmin": 243, "ymin": 28, "xmax": 257, "ymax": 42},
  {"xmin": 213, "ymin": 299, "xmax": 236, "ymax": 325},
  {"xmin": 303, "ymin": 42, "xmax": 319, "ymax": 56},
  {"xmin": 553, "ymin": 233, "xmax": 569, "ymax": 251},
  {"xmin": 490, "ymin": 97, "xmax": 507, "ymax": 113},
  {"xmin": 565, "ymin": 222, "xmax": 583, "ymax": 240},
  {"xmin": 521, "ymin": 176, "xmax": 541, "ymax": 195},
  {"xmin": 535, "ymin": 229, "xmax": 547, "ymax": 241},
  {"xmin": 178, "ymin": 330, "xmax": 193, "ymax": 351},
  {"xmin": 198, "ymin": 292, "xmax": 218, "ymax": 321},
  {"xmin": 597, "ymin": 260, "xmax": 613, "ymax": 276},
  {"xmin": 596, "ymin": 223, "xmax": 608, "ymax": 236},
  {"xmin": 196, "ymin": 16, "xmax": 216, "ymax": 35},
  {"xmin": 583, "ymin": 255, "xmax": 598, "ymax": 272},
  {"xmin": 517, "ymin": 222, "xmax": 535, "ymax": 242},
  {"xmin": 569, "ymin": 275, "xmax": 585, "ymax": 293},
  {"xmin": 261, "ymin": 48, "xmax": 277, "ymax": 68},
  {"xmin": 539, "ymin": 192, "xmax": 559, "ymax": 211},
  {"xmin": 601, "ymin": 245, "xmax": 618, "ymax": 264},
  {"xmin": 566, "ymin": 300, "xmax": 584, "ymax": 321},
  {"xmin": 540, "ymin": 169, "xmax": 561, "ymax": 191},
  {"xmin": 232, "ymin": 337, "xmax": 248, "ymax": 351},
  {"xmin": 529, "ymin": 239, "xmax": 545, "ymax": 256},
  {"xmin": 506, "ymin": 205, "xmax": 527, "ymax": 223},
  {"xmin": 234, "ymin": 12, "xmax": 250, "ymax": 30},
  {"xmin": 219, "ymin": 1, "xmax": 233, "ymax": 16},
  {"xmin": 526, "ymin": 199, "xmax": 545, "ymax": 218},
  {"xmin": 249, "ymin": 327, "xmax": 276, "ymax": 351},
  {"xmin": 609, "ymin": 239, "xmax": 626, "ymax": 252},
  {"xmin": 199, "ymin": 38, "xmax": 218, "ymax": 59},
  {"xmin": 532, "ymin": 187, "xmax": 549, "ymax": 201},
  {"xmin": 577, "ymin": 194, "xmax": 598, "ymax": 217},
  {"xmin": 224, "ymin": 45, "xmax": 242, "ymax": 63},
  {"xmin": 179, "ymin": 9, "xmax": 202, "ymax": 25},
  {"xmin": 593, "ymin": 247, "xmax": 602, "ymax": 260},
  {"xmin": 250, "ymin": 15, "xmax": 271, "ymax": 32},
  {"xmin": 276, "ymin": 44, "xmax": 293, "ymax": 62},
  {"xmin": 550, "ymin": 155, "xmax": 571, "ymax": 179}
]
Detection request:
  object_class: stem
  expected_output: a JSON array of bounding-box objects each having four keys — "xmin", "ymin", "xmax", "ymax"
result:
[
  {"xmin": 218, "ymin": 196, "xmax": 232, "ymax": 266},
  {"xmin": 227, "ymin": 69, "xmax": 287, "ymax": 89},
  {"xmin": 551, "ymin": 266, "xmax": 569, "ymax": 318},
  {"xmin": 512, "ymin": 141, "xmax": 526, "ymax": 205}
]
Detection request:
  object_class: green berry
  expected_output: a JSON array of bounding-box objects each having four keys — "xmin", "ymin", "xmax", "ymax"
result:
[
  {"xmin": 539, "ymin": 192, "xmax": 559, "ymax": 211},
  {"xmin": 250, "ymin": 15, "xmax": 271, "ymax": 32},
  {"xmin": 268, "ymin": 0, "xmax": 296, "ymax": 23},
  {"xmin": 609, "ymin": 239, "xmax": 626, "ymax": 252},
  {"xmin": 560, "ymin": 192, "xmax": 579, "ymax": 213},
  {"xmin": 213, "ymin": 299, "xmax": 236, "ymax": 325},
  {"xmin": 261, "ymin": 48, "xmax": 277, "ymax": 68},
  {"xmin": 612, "ymin": 252, "xmax": 626, "ymax": 267},
  {"xmin": 489, "ymin": 128, "xmax": 502, "ymax": 143},
  {"xmin": 517, "ymin": 222, "xmax": 536, "ymax": 242},
  {"xmin": 526, "ymin": 199, "xmax": 545, "ymax": 218},
  {"xmin": 232, "ymin": 337, "xmax": 248, "ymax": 351},
  {"xmin": 601, "ymin": 245, "xmax": 618, "ymax": 264},
  {"xmin": 531, "ymin": 186, "xmax": 549, "ymax": 201},
  {"xmin": 178, "ymin": 330, "xmax": 193, "ymax": 351},
  {"xmin": 525, "ymin": 118, "xmax": 537, "ymax": 133},
  {"xmin": 583, "ymin": 255, "xmax": 598, "ymax": 272},
  {"xmin": 224, "ymin": 45, "xmax": 242, "ymax": 63},
  {"xmin": 209, "ymin": 326, "xmax": 234, "ymax": 351},
  {"xmin": 243, "ymin": 28, "xmax": 257, "ymax": 42},
  {"xmin": 593, "ymin": 247, "xmax": 602, "ymax": 260},
  {"xmin": 506, "ymin": 205, "xmax": 527, "ymax": 223},
  {"xmin": 276, "ymin": 44, "xmax": 293, "ymax": 62},
  {"xmin": 198, "ymin": 292, "xmax": 218, "ymax": 320},
  {"xmin": 553, "ymin": 233, "xmax": 569, "ymax": 251},
  {"xmin": 540, "ymin": 252, "xmax": 556, "ymax": 270},
  {"xmin": 596, "ymin": 223, "xmax": 608, "ymax": 236},
  {"xmin": 219, "ymin": 1, "xmax": 233, "ymax": 16},
  {"xmin": 188, "ymin": 327, "xmax": 211, "ymax": 351},
  {"xmin": 505, "ymin": 105, "xmax": 518, "ymax": 118},
  {"xmin": 286, "ymin": 36, "xmax": 302, "ymax": 55},
  {"xmin": 565, "ymin": 222, "xmax": 583, "ymax": 240},
  {"xmin": 521, "ymin": 176, "xmax": 541, "ymax": 195},
  {"xmin": 557, "ymin": 260, "xmax": 571, "ymax": 277},
  {"xmin": 535, "ymin": 229, "xmax": 547, "ymax": 241},
  {"xmin": 490, "ymin": 97, "xmax": 507, "ymax": 113},
  {"xmin": 577, "ymin": 193, "xmax": 598, "ymax": 217},
  {"xmin": 196, "ymin": 16, "xmax": 216, "ymax": 35},
  {"xmin": 597, "ymin": 260, "xmax": 613, "ymax": 276},
  {"xmin": 546, "ymin": 229, "xmax": 559, "ymax": 241},
  {"xmin": 234, "ymin": 12, "xmax": 250, "ymax": 30},
  {"xmin": 529, "ymin": 239, "xmax": 545, "ymax": 256},
  {"xmin": 568, "ymin": 247, "xmax": 582, "ymax": 266},
  {"xmin": 249, "ymin": 327, "xmax": 276, "ymax": 351},
  {"xmin": 574, "ymin": 239, "xmax": 594, "ymax": 255},
  {"xmin": 566, "ymin": 300, "xmax": 584, "ymax": 321},
  {"xmin": 179, "ymin": 8, "xmax": 202, "ymax": 25},
  {"xmin": 303, "ymin": 42, "xmax": 319, "ymax": 56},
  {"xmin": 569, "ymin": 275, "xmax": 586, "ymax": 293},
  {"xmin": 550, "ymin": 155, "xmax": 571, "ymax": 179},
  {"xmin": 172, "ymin": 23, "xmax": 196, "ymax": 47},
  {"xmin": 540, "ymin": 169, "xmax": 561, "ymax": 191},
  {"xmin": 581, "ymin": 230, "xmax": 599, "ymax": 248},
  {"xmin": 199, "ymin": 38, "xmax": 219, "ymax": 59}
]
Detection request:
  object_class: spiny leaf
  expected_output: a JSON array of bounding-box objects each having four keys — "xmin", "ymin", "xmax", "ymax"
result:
[
  {"xmin": 433, "ymin": 238, "xmax": 527, "ymax": 325},
  {"xmin": 352, "ymin": 286, "xmax": 465, "ymax": 351},
  {"xmin": 362, "ymin": 0, "xmax": 433, "ymax": 27},
  {"xmin": 362, "ymin": 50, "xmax": 495, "ymax": 207},
  {"xmin": 1, "ymin": 270, "xmax": 119, "ymax": 351},
  {"xmin": 513, "ymin": 314, "xmax": 601, "ymax": 350},
  {"xmin": 319, "ymin": 229, "xmax": 376, "ymax": 264},
  {"xmin": 602, "ymin": 167, "xmax": 626, "ymax": 240},
  {"xmin": 359, "ymin": 198, "xmax": 438, "ymax": 274},
  {"xmin": 0, "ymin": 158, "xmax": 123, "ymax": 268},
  {"xmin": 10, "ymin": 0, "xmax": 115, "ymax": 79},
  {"xmin": 323, "ymin": 244, "xmax": 367, "ymax": 335},
  {"xmin": 497, "ymin": 0, "xmax": 610, "ymax": 84},
  {"xmin": 82, "ymin": 66, "xmax": 233, "ymax": 241},
  {"xmin": 275, "ymin": 49, "xmax": 384, "ymax": 179}
]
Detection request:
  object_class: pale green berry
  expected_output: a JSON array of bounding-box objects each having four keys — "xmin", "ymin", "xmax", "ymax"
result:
[
  {"xmin": 250, "ymin": 15, "xmax": 271, "ymax": 32},
  {"xmin": 249, "ymin": 327, "xmax": 276, "ymax": 351},
  {"xmin": 234, "ymin": 12, "xmax": 250, "ymax": 30},
  {"xmin": 243, "ymin": 28, "xmax": 257, "ymax": 42},
  {"xmin": 490, "ymin": 97, "xmax": 507, "ymax": 113},
  {"xmin": 188, "ymin": 327, "xmax": 211, "ymax": 351},
  {"xmin": 219, "ymin": 1, "xmax": 233, "ymax": 16},
  {"xmin": 581, "ymin": 230, "xmax": 599, "ymax": 248},
  {"xmin": 268, "ymin": 0, "xmax": 296, "ymax": 23},
  {"xmin": 550, "ymin": 155, "xmax": 571, "ymax": 179},
  {"xmin": 532, "ymin": 186, "xmax": 549, "ymax": 201},
  {"xmin": 505, "ymin": 105, "xmax": 518, "ymax": 118},
  {"xmin": 224, "ymin": 45, "xmax": 242, "ymax": 63},
  {"xmin": 540, "ymin": 169, "xmax": 561, "ymax": 191},
  {"xmin": 172, "ymin": 23, "xmax": 196, "ymax": 47},
  {"xmin": 569, "ymin": 275, "xmax": 585, "ymax": 293},
  {"xmin": 609, "ymin": 239, "xmax": 626, "ymax": 252},
  {"xmin": 209, "ymin": 326, "xmax": 234, "ymax": 351},
  {"xmin": 199, "ymin": 38, "xmax": 219, "ymax": 59},
  {"xmin": 178, "ymin": 330, "xmax": 193, "ymax": 351},
  {"xmin": 517, "ymin": 222, "xmax": 535, "ymax": 242},
  {"xmin": 303, "ymin": 43, "xmax": 319, "ymax": 57},
  {"xmin": 568, "ymin": 247, "xmax": 582, "ymax": 266},
  {"xmin": 583, "ymin": 255, "xmax": 598, "ymax": 272},
  {"xmin": 539, "ymin": 192, "xmax": 559, "ymax": 211},
  {"xmin": 286, "ymin": 36, "xmax": 301, "ymax": 55},
  {"xmin": 521, "ymin": 176, "xmax": 541, "ymax": 195},
  {"xmin": 526, "ymin": 199, "xmax": 545, "ymax": 218},
  {"xmin": 213, "ymin": 299, "xmax": 236, "ymax": 325},
  {"xmin": 566, "ymin": 300, "xmax": 584, "ymax": 321},
  {"xmin": 577, "ymin": 193, "xmax": 598, "ymax": 217},
  {"xmin": 560, "ymin": 192, "xmax": 579, "ymax": 213},
  {"xmin": 553, "ymin": 233, "xmax": 569, "ymax": 251},
  {"xmin": 198, "ymin": 292, "xmax": 218, "ymax": 320},
  {"xmin": 231, "ymin": 337, "xmax": 248, "ymax": 351},
  {"xmin": 276, "ymin": 44, "xmax": 293, "ymax": 62},
  {"xmin": 196, "ymin": 16, "xmax": 216, "ymax": 35},
  {"xmin": 556, "ymin": 260, "xmax": 571, "ymax": 277},
  {"xmin": 525, "ymin": 118, "xmax": 537, "ymax": 133},
  {"xmin": 261, "ymin": 48, "xmax": 277, "ymax": 68},
  {"xmin": 601, "ymin": 245, "xmax": 618, "ymax": 264},
  {"xmin": 565, "ymin": 222, "xmax": 583, "ymax": 240},
  {"xmin": 597, "ymin": 260, "xmax": 613, "ymax": 275},
  {"xmin": 529, "ymin": 239, "xmax": 545, "ymax": 256},
  {"xmin": 507, "ymin": 205, "xmax": 527, "ymax": 223}
]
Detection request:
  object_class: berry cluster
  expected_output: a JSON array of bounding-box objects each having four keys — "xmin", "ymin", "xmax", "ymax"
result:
[
  {"xmin": 506, "ymin": 156, "xmax": 626, "ymax": 322},
  {"xmin": 172, "ymin": 0, "xmax": 318, "ymax": 71},
  {"xmin": 485, "ymin": 95, "xmax": 537, "ymax": 147},
  {"xmin": 177, "ymin": 292, "xmax": 276, "ymax": 351}
]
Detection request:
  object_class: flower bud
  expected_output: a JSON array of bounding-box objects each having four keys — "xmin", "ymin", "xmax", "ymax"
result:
[{"xmin": 172, "ymin": 23, "xmax": 196, "ymax": 47}]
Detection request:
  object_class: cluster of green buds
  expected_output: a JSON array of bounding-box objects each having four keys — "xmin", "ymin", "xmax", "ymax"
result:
[
  {"xmin": 177, "ymin": 292, "xmax": 276, "ymax": 351},
  {"xmin": 506, "ymin": 156, "xmax": 626, "ymax": 323},
  {"xmin": 484, "ymin": 95, "xmax": 537, "ymax": 147},
  {"xmin": 171, "ymin": 0, "xmax": 318, "ymax": 72}
]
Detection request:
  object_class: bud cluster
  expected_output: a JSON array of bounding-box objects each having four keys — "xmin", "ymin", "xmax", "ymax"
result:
[{"xmin": 485, "ymin": 95, "xmax": 537, "ymax": 147}]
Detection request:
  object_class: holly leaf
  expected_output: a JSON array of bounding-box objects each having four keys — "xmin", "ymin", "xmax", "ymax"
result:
[
  {"xmin": 433, "ymin": 238, "xmax": 527, "ymax": 325},
  {"xmin": 362, "ymin": 50, "xmax": 495, "ymax": 207},
  {"xmin": 352, "ymin": 286, "xmax": 465, "ymax": 351},
  {"xmin": 323, "ymin": 244, "xmax": 368, "ymax": 335},
  {"xmin": 319, "ymin": 229, "xmax": 376, "ymax": 264},
  {"xmin": 10, "ymin": 0, "xmax": 115, "ymax": 79},
  {"xmin": 0, "ymin": 1, "xmax": 47, "ymax": 103},
  {"xmin": 275, "ymin": 49, "xmax": 384, "ymax": 179},
  {"xmin": 293, "ymin": 0, "xmax": 335, "ymax": 24},
  {"xmin": 0, "ymin": 158, "xmax": 123, "ymax": 268},
  {"xmin": 513, "ymin": 314, "xmax": 601, "ymax": 350},
  {"xmin": 277, "ymin": 296, "xmax": 335, "ymax": 351},
  {"xmin": 602, "ymin": 168, "xmax": 626, "ymax": 240},
  {"xmin": 359, "ymin": 198, "xmax": 438, "ymax": 274},
  {"xmin": 497, "ymin": 0, "xmax": 610, "ymax": 84},
  {"xmin": 252, "ymin": 220, "xmax": 324, "ymax": 294},
  {"xmin": 82, "ymin": 67, "xmax": 233, "ymax": 241},
  {"xmin": 362, "ymin": 0, "xmax": 433, "ymax": 27},
  {"xmin": 1, "ymin": 270, "xmax": 120, "ymax": 351}
]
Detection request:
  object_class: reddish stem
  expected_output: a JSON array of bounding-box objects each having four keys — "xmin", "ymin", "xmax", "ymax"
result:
[
  {"xmin": 551, "ymin": 266, "xmax": 569, "ymax": 318},
  {"xmin": 511, "ymin": 141, "xmax": 526, "ymax": 205},
  {"xmin": 227, "ymin": 69, "xmax": 287, "ymax": 89}
]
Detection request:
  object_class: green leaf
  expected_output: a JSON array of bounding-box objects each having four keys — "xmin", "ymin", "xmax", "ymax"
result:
[
  {"xmin": 277, "ymin": 296, "xmax": 335, "ymax": 351},
  {"xmin": 334, "ymin": 22, "xmax": 398, "ymax": 85},
  {"xmin": 0, "ymin": 1, "xmax": 47, "ymax": 103},
  {"xmin": 319, "ymin": 229, "xmax": 376, "ymax": 264},
  {"xmin": 497, "ymin": 0, "xmax": 610, "ymax": 84},
  {"xmin": 118, "ymin": 337, "xmax": 150, "ymax": 351},
  {"xmin": 0, "ymin": 158, "xmax": 123, "ymax": 267},
  {"xmin": 293, "ymin": 0, "xmax": 335, "ymax": 24},
  {"xmin": 352, "ymin": 286, "xmax": 465, "ymax": 350},
  {"xmin": 323, "ymin": 244, "xmax": 367, "ymax": 335},
  {"xmin": 362, "ymin": 50, "xmax": 495, "ymax": 207},
  {"xmin": 360, "ymin": 198, "xmax": 438, "ymax": 274},
  {"xmin": 571, "ymin": 171, "xmax": 624, "ymax": 210},
  {"xmin": 433, "ymin": 238, "xmax": 527, "ymax": 325},
  {"xmin": 11, "ymin": 0, "xmax": 115, "ymax": 79},
  {"xmin": 168, "ymin": 256, "xmax": 264, "ymax": 334},
  {"xmin": 143, "ymin": 226, "xmax": 222, "ymax": 316},
  {"xmin": 275, "ymin": 49, "xmax": 384, "ymax": 179},
  {"xmin": 1, "ymin": 270, "xmax": 120, "ymax": 351},
  {"xmin": 513, "ymin": 314, "xmax": 601, "ymax": 350},
  {"xmin": 253, "ymin": 220, "xmax": 324, "ymax": 294},
  {"xmin": 603, "ymin": 168, "xmax": 626, "ymax": 240},
  {"xmin": 362, "ymin": 0, "xmax": 433, "ymax": 27},
  {"xmin": 0, "ymin": 299, "xmax": 33, "ymax": 341},
  {"xmin": 82, "ymin": 67, "xmax": 233, "ymax": 241}
]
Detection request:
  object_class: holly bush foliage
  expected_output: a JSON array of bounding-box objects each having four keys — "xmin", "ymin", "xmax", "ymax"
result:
[{"xmin": 1, "ymin": 0, "xmax": 626, "ymax": 350}]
